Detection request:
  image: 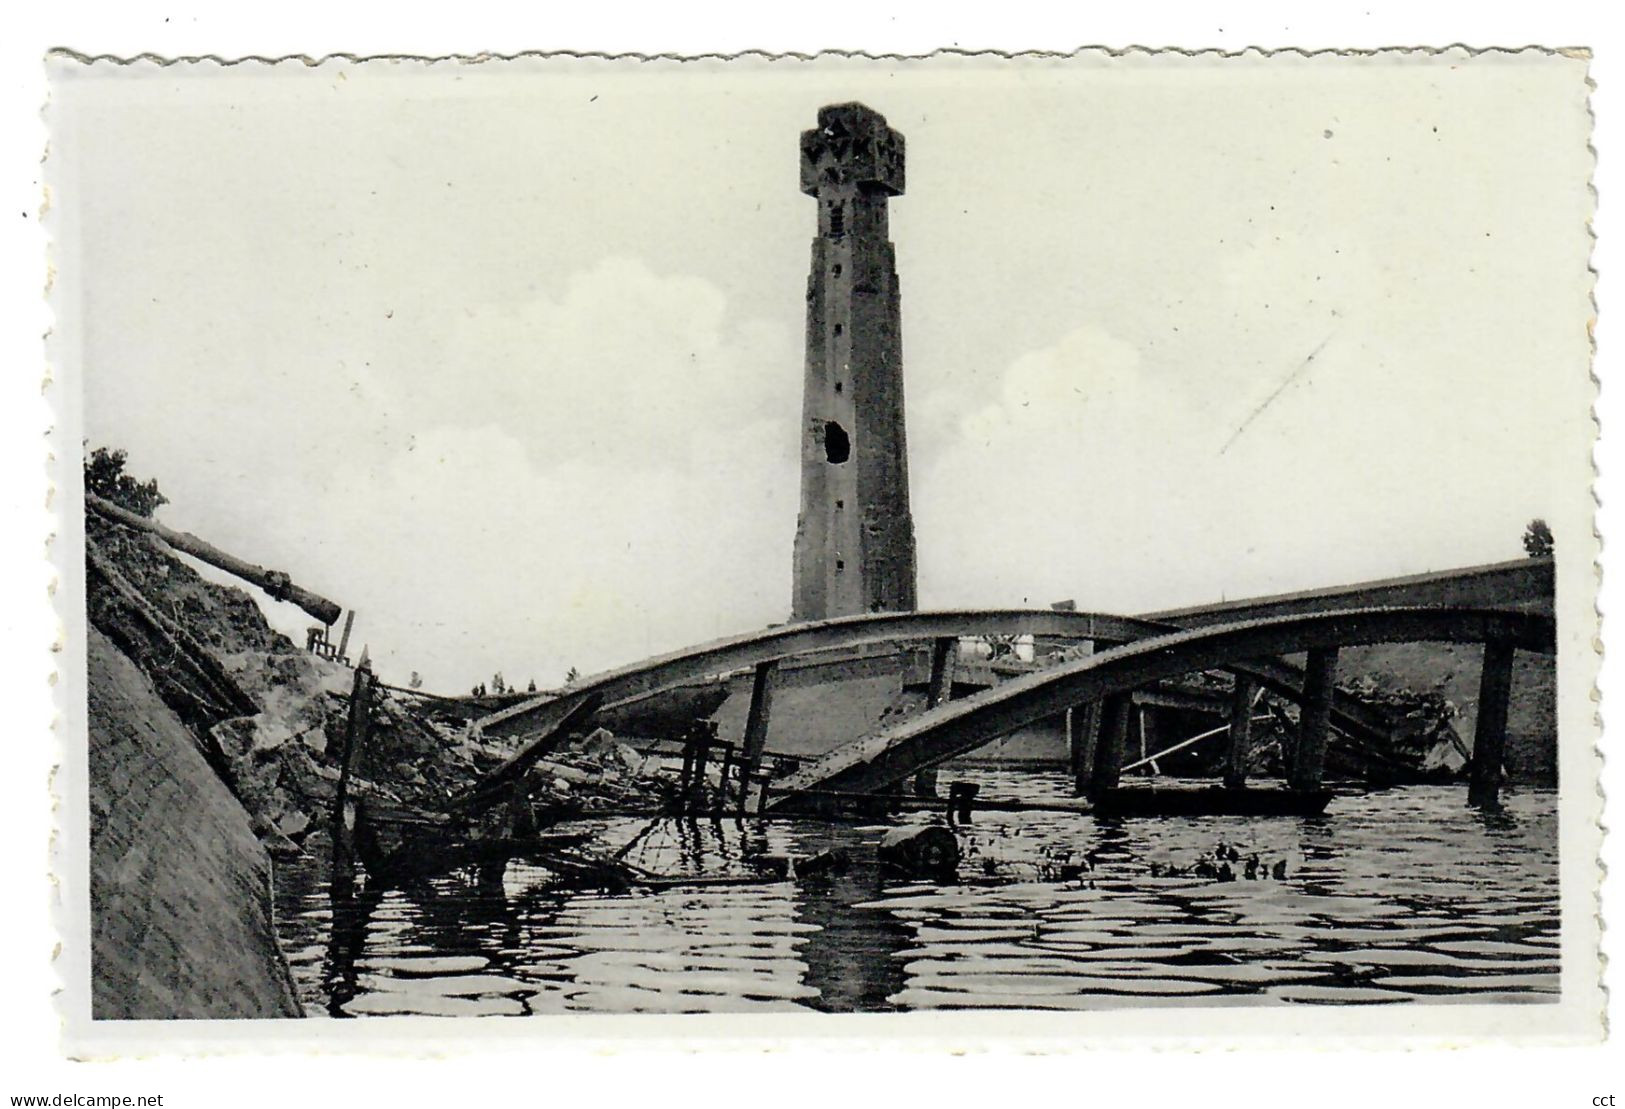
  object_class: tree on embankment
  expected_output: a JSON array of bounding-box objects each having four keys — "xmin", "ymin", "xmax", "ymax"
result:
[
  {"xmin": 1521, "ymin": 518, "xmax": 1554, "ymax": 559},
  {"xmin": 84, "ymin": 445, "xmax": 168, "ymax": 518}
]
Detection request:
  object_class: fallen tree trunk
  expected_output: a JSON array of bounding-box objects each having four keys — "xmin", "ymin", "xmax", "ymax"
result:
[{"xmin": 87, "ymin": 492, "xmax": 343, "ymax": 626}]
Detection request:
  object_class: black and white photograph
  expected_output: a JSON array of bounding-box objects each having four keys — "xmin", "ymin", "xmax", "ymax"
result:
[{"xmin": 43, "ymin": 47, "xmax": 1600, "ymax": 1047}]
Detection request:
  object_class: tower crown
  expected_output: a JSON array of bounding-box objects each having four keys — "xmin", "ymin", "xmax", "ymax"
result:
[{"xmin": 800, "ymin": 102, "xmax": 905, "ymax": 198}]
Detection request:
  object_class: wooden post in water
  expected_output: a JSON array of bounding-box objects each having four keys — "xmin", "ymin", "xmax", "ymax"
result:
[
  {"xmin": 1289, "ymin": 647, "xmax": 1339, "ymax": 791},
  {"xmin": 737, "ymin": 660, "xmax": 779, "ymax": 814},
  {"xmin": 1070, "ymin": 701, "xmax": 1102, "ymax": 796},
  {"xmin": 1088, "ymin": 692, "xmax": 1134, "ymax": 798},
  {"xmin": 714, "ymin": 742, "xmax": 735, "ymax": 816},
  {"xmin": 678, "ymin": 743, "xmax": 696, "ymax": 810},
  {"xmin": 1224, "ymin": 674, "xmax": 1258, "ymax": 790},
  {"xmin": 687, "ymin": 738, "xmax": 711, "ymax": 814},
  {"xmin": 332, "ymin": 662, "xmax": 374, "ymax": 879},
  {"xmin": 1468, "ymin": 640, "xmax": 1516, "ymax": 809}
]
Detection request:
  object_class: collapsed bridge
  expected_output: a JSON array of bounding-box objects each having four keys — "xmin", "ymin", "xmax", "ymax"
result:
[{"xmin": 467, "ymin": 593, "xmax": 1555, "ymax": 817}]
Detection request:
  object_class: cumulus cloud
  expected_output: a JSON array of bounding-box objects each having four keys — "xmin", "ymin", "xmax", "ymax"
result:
[
  {"xmin": 913, "ymin": 299, "xmax": 1551, "ymax": 619},
  {"xmin": 295, "ymin": 422, "xmax": 790, "ymax": 690},
  {"xmin": 203, "ymin": 258, "xmax": 801, "ymax": 691},
  {"xmin": 917, "ymin": 323, "xmax": 1212, "ymax": 612},
  {"xmin": 387, "ymin": 257, "xmax": 796, "ymax": 473}
]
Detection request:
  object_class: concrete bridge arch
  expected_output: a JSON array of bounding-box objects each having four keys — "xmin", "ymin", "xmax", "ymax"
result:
[
  {"xmin": 764, "ymin": 607, "xmax": 1555, "ymax": 811},
  {"xmin": 468, "ymin": 607, "xmax": 1436, "ymax": 802}
]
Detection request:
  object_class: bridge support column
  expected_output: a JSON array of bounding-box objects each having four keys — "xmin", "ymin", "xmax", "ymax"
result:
[
  {"xmin": 1135, "ymin": 702, "xmax": 1158, "ymax": 776},
  {"xmin": 914, "ymin": 637, "xmax": 958, "ymax": 798},
  {"xmin": 738, "ymin": 660, "xmax": 779, "ymax": 814},
  {"xmin": 1289, "ymin": 647, "xmax": 1338, "ymax": 791},
  {"xmin": 1224, "ymin": 674, "xmax": 1258, "ymax": 790},
  {"xmin": 1089, "ymin": 692, "xmax": 1134, "ymax": 798},
  {"xmin": 926, "ymin": 637, "xmax": 957, "ymax": 707},
  {"xmin": 1069, "ymin": 702, "xmax": 1101, "ymax": 796},
  {"xmin": 1469, "ymin": 640, "xmax": 1516, "ymax": 809}
]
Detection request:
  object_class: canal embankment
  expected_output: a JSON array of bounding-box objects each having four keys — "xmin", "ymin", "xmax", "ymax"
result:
[{"xmin": 88, "ymin": 624, "xmax": 303, "ymax": 1018}]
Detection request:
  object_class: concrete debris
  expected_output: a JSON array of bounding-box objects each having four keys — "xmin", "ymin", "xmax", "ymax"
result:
[
  {"xmin": 878, "ymin": 824, "xmax": 961, "ymax": 879},
  {"xmin": 90, "ymin": 517, "xmax": 681, "ymax": 846},
  {"xmin": 511, "ymin": 733, "xmax": 674, "ymax": 817}
]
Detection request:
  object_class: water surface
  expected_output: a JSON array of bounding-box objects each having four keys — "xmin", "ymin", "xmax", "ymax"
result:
[{"xmin": 273, "ymin": 775, "xmax": 1559, "ymax": 1015}]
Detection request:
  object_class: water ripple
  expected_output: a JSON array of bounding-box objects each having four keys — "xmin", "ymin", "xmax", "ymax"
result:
[{"xmin": 272, "ymin": 778, "xmax": 1559, "ymax": 1015}]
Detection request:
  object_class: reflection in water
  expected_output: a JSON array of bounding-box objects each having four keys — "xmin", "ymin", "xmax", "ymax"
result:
[
  {"xmin": 794, "ymin": 834, "xmax": 913, "ymax": 1013},
  {"xmin": 320, "ymin": 883, "xmax": 381, "ymax": 1018},
  {"xmin": 272, "ymin": 777, "xmax": 1560, "ymax": 1016}
]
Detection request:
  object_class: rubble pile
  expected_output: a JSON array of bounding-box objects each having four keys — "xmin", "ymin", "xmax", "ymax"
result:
[
  {"xmin": 513, "ymin": 728, "xmax": 678, "ymax": 818},
  {"xmin": 1340, "ymin": 677, "xmax": 1470, "ymax": 777},
  {"xmin": 87, "ymin": 516, "xmax": 680, "ymax": 862},
  {"xmin": 87, "ymin": 516, "xmax": 289, "ymax": 656}
]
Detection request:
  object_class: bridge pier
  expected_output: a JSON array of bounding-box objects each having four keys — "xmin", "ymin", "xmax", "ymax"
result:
[
  {"xmin": 738, "ymin": 660, "xmax": 779, "ymax": 814},
  {"xmin": 1088, "ymin": 692, "xmax": 1134, "ymax": 798},
  {"xmin": 1069, "ymin": 702, "xmax": 1101, "ymax": 795},
  {"xmin": 915, "ymin": 637, "xmax": 959, "ymax": 797},
  {"xmin": 1135, "ymin": 703, "xmax": 1158, "ymax": 776},
  {"xmin": 926, "ymin": 636, "xmax": 957, "ymax": 707},
  {"xmin": 1288, "ymin": 647, "xmax": 1339, "ymax": 791},
  {"xmin": 1224, "ymin": 673, "xmax": 1258, "ymax": 790},
  {"xmin": 1468, "ymin": 640, "xmax": 1516, "ymax": 809}
]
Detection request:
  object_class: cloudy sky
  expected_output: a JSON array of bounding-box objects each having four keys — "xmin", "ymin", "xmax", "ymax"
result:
[{"xmin": 53, "ymin": 52, "xmax": 1593, "ymax": 691}]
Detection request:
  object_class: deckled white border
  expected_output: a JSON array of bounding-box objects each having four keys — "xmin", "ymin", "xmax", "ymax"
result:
[{"xmin": 24, "ymin": 34, "xmax": 1609, "ymax": 1067}]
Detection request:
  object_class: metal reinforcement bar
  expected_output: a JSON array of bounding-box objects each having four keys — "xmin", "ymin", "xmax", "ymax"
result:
[
  {"xmin": 765, "ymin": 607, "xmax": 1555, "ymax": 808},
  {"xmin": 87, "ymin": 492, "xmax": 343, "ymax": 626},
  {"xmin": 1119, "ymin": 714, "xmax": 1272, "ymax": 774}
]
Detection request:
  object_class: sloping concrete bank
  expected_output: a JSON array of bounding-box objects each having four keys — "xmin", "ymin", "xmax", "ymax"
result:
[{"xmin": 88, "ymin": 626, "xmax": 303, "ymax": 1018}]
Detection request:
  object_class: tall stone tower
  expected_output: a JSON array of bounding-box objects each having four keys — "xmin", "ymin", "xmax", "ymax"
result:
[{"xmin": 791, "ymin": 102, "xmax": 919, "ymax": 622}]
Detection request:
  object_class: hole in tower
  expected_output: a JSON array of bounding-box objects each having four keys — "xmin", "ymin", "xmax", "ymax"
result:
[{"xmin": 823, "ymin": 421, "xmax": 851, "ymax": 465}]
